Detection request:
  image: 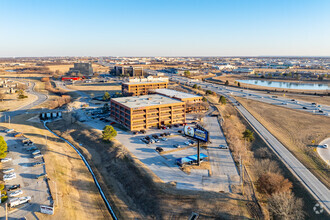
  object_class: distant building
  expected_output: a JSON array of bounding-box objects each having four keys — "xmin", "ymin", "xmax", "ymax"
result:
[
  {"xmin": 110, "ymin": 94, "xmax": 186, "ymax": 131},
  {"xmin": 122, "ymin": 81, "xmax": 168, "ymax": 96},
  {"xmin": 111, "ymin": 66, "xmax": 144, "ymax": 77},
  {"xmin": 67, "ymin": 63, "xmax": 93, "ymax": 76},
  {"xmin": 232, "ymin": 68, "xmax": 254, "ymax": 74}
]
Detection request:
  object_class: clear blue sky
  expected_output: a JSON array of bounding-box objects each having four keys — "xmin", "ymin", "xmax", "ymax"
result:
[{"xmin": 0, "ymin": 0, "xmax": 329, "ymax": 57}]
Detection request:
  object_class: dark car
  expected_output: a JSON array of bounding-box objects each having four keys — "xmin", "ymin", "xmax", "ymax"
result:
[
  {"xmin": 133, "ymin": 131, "xmax": 138, "ymax": 135},
  {"xmin": 8, "ymin": 184, "xmax": 21, "ymax": 191},
  {"xmin": 167, "ymin": 125, "xmax": 172, "ymax": 128},
  {"xmin": 174, "ymin": 124, "xmax": 180, "ymax": 127},
  {"xmin": 145, "ymin": 136, "xmax": 151, "ymax": 140},
  {"xmin": 160, "ymin": 133, "xmax": 165, "ymax": 137},
  {"xmin": 302, "ymin": 107, "xmax": 307, "ymax": 109},
  {"xmin": 140, "ymin": 129, "xmax": 146, "ymax": 134},
  {"xmin": 178, "ymin": 130, "xmax": 183, "ymax": 134},
  {"xmin": 319, "ymin": 110, "xmax": 324, "ymax": 113},
  {"xmin": 152, "ymin": 134, "xmax": 158, "ymax": 139},
  {"xmin": 156, "ymin": 147, "xmax": 164, "ymax": 153}
]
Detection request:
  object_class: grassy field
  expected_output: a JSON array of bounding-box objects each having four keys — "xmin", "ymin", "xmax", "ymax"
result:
[
  {"xmin": 236, "ymin": 97, "xmax": 330, "ymax": 188},
  {"xmin": 47, "ymin": 114, "xmax": 251, "ymax": 219},
  {"xmin": 66, "ymin": 82, "xmax": 121, "ymax": 97},
  {"xmin": 0, "ymin": 114, "xmax": 112, "ymax": 220},
  {"xmin": 0, "ymin": 92, "xmax": 37, "ymax": 111}
]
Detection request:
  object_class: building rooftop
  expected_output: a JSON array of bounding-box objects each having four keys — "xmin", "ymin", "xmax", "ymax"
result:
[
  {"xmin": 111, "ymin": 94, "xmax": 184, "ymax": 109},
  {"xmin": 123, "ymin": 80, "xmax": 167, "ymax": 85},
  {"xmin": 153, "ymin": 88, "xmax": 202, "ymax": 100}
]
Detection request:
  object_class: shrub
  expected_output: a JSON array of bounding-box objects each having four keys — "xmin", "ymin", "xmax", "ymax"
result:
[
  {"xmin": 257, "ymin": 172, "xmax": 292, "ymax": 195},
  {"xmin": 102, "ymin": 125, "xmax": 117, "ymax": 142},
  {"xmin": 0, "ymin": 136, "xmax": 8, "ymax": 159}
]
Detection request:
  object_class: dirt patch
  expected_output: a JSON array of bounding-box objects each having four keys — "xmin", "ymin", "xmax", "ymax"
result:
[{"xmin": 47, "ymin": 114, "xmax": 251, "ymax": 219}]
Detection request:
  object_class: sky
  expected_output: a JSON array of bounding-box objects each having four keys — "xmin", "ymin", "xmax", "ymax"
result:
[{"xmin": 0, "ymin": 0, "xmax": 330, "ymax": 57}]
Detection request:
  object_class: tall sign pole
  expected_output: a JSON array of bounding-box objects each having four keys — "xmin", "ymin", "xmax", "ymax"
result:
[{"xmin": 197, "ymin": 140, "xmax": 200, "ymax": 166}]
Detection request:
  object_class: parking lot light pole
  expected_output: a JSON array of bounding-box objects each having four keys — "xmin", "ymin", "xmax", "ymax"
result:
[{"xmin": 197, "ymin": 140, "xmax": 200, "ymax": 166}]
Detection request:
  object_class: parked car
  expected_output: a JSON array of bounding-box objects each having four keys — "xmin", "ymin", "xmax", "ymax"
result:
[
  {"xmin": 166, "ymin": 132, "xmax": 172, "ymax": 136},
  {"xmin": 33, "ymin": 154, "xmax": 43, "ymax": 159},
  {"xmin": 3, "ymin": 168, "xmax": 14, "ymax": 173},
  {"xmin": 14, "ymin": 133, "xmax": 23, "ymax": 138},
  {"xmin": 9, "ymin": 190, "xmax": 23, "ymax": 197},
  {"xmin": 1, "ymin": 158, "xmax": 12, "ymax": 163},
  {"xmin": 173, "ymin": 144, "xmax": 181, "ymax": 148},
  {"xmin": 33, "ymin": 162, "xmax": 45, "ymax": 167},
  {"xmin": 302, "ymin": 107, "xmax": 307, "ymax": 109},
  {"xmin": 152, "ymin": 134, "xmax": 158, "ymax": 139},
  {"xmin": 156, "ymin": 147, "xmax": 164, "ymax": 153},
  {"xmin": 4, "ymin": 173, "xmax": 16, "ymax": 181},
  {"xmin": 319, "ymin": 110, "xmax": 324, "ymax": 113},
  {"xmin": 7, "ymin": 184, "xmax": 20, "ymax": 191},
  {"xmin": 133, "ymin": 131, "xmax": 138, "ymax": 135},
  {"xmin": 324, "ymin": 144, "xmax": 328, "ymax": 149},
  {"xmin": 161, "ymin": 138, "xmax": 167, "ymax": 141},
  {"xmin": 184, "ymin": 141, "xmax": 191, "ymax": 145},
  {"xmin": 174, "ymin": 124, "xmax": 180, "ymax": 127},
  {"xmin": 140, "ymin": 129, "xmax": 146, "ymax": 134},
  {"xmin": 5, "ymin": 129, "xmax": 14, "ymax": 133},
  {"xmin": 219, "ymin": 145, "xmax": 228, "ymax": 149},
  {"xmin": 32, "ymin": 150, "xmax": 41, "ymax": 155},
  {"xmin": 189, "ymin": 140, "xmax": 195, "ymax": 145},
  {"xmin": 27, "ymin": 146, "xmax": 38, "ymax": 151}
]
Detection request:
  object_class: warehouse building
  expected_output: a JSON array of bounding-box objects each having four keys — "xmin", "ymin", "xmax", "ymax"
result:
[
  {"xmin": 111, "ymin": 66, "xmax": 144, "ymax": 77},
  {"xmin": 122, "ymin": 81, "xmax": 168, "ymax": 96},
  {"xmin": 152, "ymin": 89, "xmax": 206, "ymax": 113},
  {"xmin": 110, "ymin": 94, "xmax": 186, "ymax": 131}
]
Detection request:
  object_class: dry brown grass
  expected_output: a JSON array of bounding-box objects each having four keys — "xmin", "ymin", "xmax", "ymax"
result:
[
  {"xmin": 46, "ymin": 63, "xmax": 109, "ymax": 74},
  {"xmin": 0, "ymin": 92, "xmax": 38, "ymax": 111},
  {"xmin": 0, "ymin": 114, "xmax": 112, "ymax": 220},
  {"xmin": 236, "ymin": 97, "xmax": 330, "ymax": 188}
]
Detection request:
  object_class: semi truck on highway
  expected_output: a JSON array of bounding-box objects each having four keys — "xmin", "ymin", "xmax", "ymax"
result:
[{"xmin": 9, "ymin": 196, "xmax": 31, "ymax": 208}]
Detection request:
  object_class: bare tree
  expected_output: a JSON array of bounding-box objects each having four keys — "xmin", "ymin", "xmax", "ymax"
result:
[
  {"xmin": 254, "ymin": 159, "xmax": 280, "ymax": 178},
  {"xmin": 257, "ymin": 172, "xmax": 292, "ymax": 195},
  {"xmin": 268, "ymin": 191, "xmax": 304, "ymax": 220}
]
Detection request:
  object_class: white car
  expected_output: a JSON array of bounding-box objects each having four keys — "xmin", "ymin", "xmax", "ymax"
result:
[
  {"xmin": 324, "ymin": 144, "xmax": 328, "ymax": 149},
  {"xmin": 9, "ymin": 190, "xmax": 23, "ymax": 197},
  {"xmin": 1, "ymin": 158, "xmax": 12, "ymax": 163},
  {"xmin": 4, "ymin": 173, "xmax": 16, "ymax": 181},
  {"xmin": 4, "ymin": 172, "xmax": 16, "ymax": 178},
  {"xmin": 3, "ymin": 168, "xmax": 14, "ymax": 173},
  {"xmin": 184, "ymin": 141, "xmax": 192, "ymax": 146},
  {"xmin": 5, "ymin": 129, "xmax": 14, "ymax": 133},
  {"xmin": 33, "ymin": 154, "xmax": 43, "ymax": 159},
  {"xmin": 31, "ymin": 150, "xmax": 41, "ymax": 155}
]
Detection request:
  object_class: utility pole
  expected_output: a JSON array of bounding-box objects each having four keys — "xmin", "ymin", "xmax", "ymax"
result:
[
  {"xmin": 8, "ymin": 116, "xmax": 10, "ymax": 128},
  {"xmin": 45, "ymin": 135, "xmax": 48, "ymax": 147}
]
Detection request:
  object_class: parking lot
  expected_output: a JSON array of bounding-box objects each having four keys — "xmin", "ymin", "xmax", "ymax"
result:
[
  {"xmin": 0, "ymin": 129, "xmax": 51, "ymax": 219},
  {"xmin": 84, "ymin": 113, "xmax": 239, "ymax": 192}
]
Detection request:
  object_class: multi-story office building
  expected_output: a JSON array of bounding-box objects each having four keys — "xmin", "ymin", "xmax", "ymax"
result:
[
  {"xmin": 152, "ymin": 89, "xmax": 206, "ymax": 113},
  {"xmin": 110, "ymin": 94, "xmax": 186, "ymax": 131},
  {"xmin": 111, "ymin": 66, "xmax": 144, "ymax": 77},
  {"xmin": 122, "ymin": 81, "xmax": 168, "ymax": 96},
  {"xmin": 68, "ymin": 63, "xmax": 93, "ymax": 76}
]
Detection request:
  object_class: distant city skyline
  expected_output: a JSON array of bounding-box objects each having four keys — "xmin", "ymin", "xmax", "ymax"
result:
[{"xmin": 0, "ymin": 0, "xmax": 330, "ymax": 57}]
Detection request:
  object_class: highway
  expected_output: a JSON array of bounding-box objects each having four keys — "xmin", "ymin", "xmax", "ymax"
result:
[
  {"xmin": 169, "ymin": 74, "xmax": 330, "ymax": 214},
  {"xmin": 170, "ymin": 75, "xmax": 330, "ymax": 117}
]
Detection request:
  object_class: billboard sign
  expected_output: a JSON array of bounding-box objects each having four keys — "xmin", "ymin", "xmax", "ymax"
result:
[
  {"xmin": 184, "ymin": 125, "xmax": 208, "ymax": 142},
  {"xmin": 40, "ymin": 205, "xmax": 54, "ymax": 215}
]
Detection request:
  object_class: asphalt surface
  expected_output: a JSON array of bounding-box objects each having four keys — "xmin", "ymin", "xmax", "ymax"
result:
[
  {"xmin": 0, "ymin": 130, "xmax": 51, "ymax": 219},
  {"xmin": 169, "ymin": 74, "xmax": 330, "ymax": 214},
  {"xmin": 318, "ymin": 138, "xmax": 330, "ymax": 166}
]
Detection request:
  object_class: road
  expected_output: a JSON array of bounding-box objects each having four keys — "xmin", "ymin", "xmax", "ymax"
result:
[
  {"xmin": 318, "ymin": 138, "xmax": 330, "ymax": 166},
  {"xmin": 0, "ymin": 81, "xmax": 48, "ymax": 122},
  {"xmin": 169, "ymin": 74, "xmax": 330, "ymax": 214},
  {"xmin": 170, "ymin": 75, "xmax": 330, "ymax": 117}
]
